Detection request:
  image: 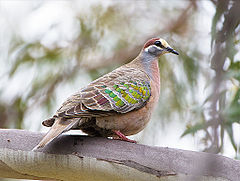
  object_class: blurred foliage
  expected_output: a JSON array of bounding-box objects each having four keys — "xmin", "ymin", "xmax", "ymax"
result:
[
  {"xmin": 182, "ymin": 0, "xmax": 240, "ymax": 157},
  {"xmin": 0, "ymin": 0, "xmax": 240, "ymax": 157}
]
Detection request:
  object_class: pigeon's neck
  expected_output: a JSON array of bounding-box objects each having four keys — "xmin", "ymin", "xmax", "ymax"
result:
[
  {"xmin": 141, "ymin": 51, "xmax": 159, "ymax": 77},
  {"xmin": 128, "ymin": 51, "xmax": 160, "ymax": 93},
  {"xmin": 130, "ymin": 51, "xmax": 159, "ymax": 79}
]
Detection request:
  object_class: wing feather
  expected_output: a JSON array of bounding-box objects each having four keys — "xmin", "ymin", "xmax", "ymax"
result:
[{"xmin": 55, "ymin": 66, "xmax": 151, "ymax": 118}]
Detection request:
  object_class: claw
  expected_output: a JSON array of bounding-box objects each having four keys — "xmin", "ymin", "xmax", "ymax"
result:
[{"xmin": 113, "ymin": 130, "xmax": 137, "ymax": 143}]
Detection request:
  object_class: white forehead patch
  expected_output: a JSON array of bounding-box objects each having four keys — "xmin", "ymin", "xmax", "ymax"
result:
[{"xmin": 159, "ymin": 38, "xmax": 170, "ymax": 48}]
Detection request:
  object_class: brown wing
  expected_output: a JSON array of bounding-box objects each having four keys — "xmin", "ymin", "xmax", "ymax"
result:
[{"xmin": 54, "ymin": 66, "xmax": 151, "ymax": 119}]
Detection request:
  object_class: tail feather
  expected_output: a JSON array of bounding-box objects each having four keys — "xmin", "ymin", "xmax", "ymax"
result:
[{"xmin": 33, "ymin": 118, "xmax": 80, "ymax": 150}]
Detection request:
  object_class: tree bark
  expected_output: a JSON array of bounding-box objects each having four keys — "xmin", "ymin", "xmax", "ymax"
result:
[{"xmin": 0, "ymin": 129, "xmax": 239, "ymax": 181}]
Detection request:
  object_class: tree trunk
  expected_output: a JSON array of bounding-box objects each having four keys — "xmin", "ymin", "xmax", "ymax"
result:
[{"xmin": 0, "ymin": 129, "xmax": 239, "ymax": 181}]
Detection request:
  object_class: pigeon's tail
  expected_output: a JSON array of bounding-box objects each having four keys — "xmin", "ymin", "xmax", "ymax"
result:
[{"xmin": 32, "ymin": 118, "xmax": 80, "ymax": 151}]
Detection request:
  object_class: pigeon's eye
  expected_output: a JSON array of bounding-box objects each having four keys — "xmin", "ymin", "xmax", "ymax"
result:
[{"xmin": 154, "ymin": 41, "xmax": 163, "ymax": 48}]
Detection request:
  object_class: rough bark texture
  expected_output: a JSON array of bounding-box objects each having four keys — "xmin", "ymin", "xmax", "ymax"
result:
[{"xmin": 0, "ymin": 129, "xmax": 239, "ymax": 181}]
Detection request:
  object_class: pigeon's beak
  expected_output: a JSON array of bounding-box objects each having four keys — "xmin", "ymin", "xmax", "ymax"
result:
[{"xmin": 166, "ymin": 47, "xmax": 179, "ymax": 55}]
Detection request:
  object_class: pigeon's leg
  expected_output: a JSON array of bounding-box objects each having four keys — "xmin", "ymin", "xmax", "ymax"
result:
[{"xmin": 113, "ymin": 130, "xmax": 137, "ymax": 143}]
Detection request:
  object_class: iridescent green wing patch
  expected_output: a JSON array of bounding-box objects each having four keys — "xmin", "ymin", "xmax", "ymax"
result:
[
  {"xmin": 102, "ymin": 80, "xmax": 151, "ymax": 113},
  {"xmin": 129, "ymin": 81, "xmax": 151, "ymax": 100}
]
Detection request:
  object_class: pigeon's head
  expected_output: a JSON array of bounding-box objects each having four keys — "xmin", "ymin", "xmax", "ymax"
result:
[{"xmin": 143, "ymin": 38, "xmax": 179, "ymax": 57}]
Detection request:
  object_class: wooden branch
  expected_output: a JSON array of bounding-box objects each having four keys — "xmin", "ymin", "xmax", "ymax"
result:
[{"xmin": 0, "ymin": 129, "xmax": 239, "ymax": 181}]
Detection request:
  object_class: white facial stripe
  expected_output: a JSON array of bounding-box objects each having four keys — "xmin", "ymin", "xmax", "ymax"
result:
[{"xmin": 144, "ymin": 45, "xmax": 162, "ymax": 53}]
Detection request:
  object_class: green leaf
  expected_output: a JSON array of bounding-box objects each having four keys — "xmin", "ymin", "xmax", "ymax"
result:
[
  {"xmin": 225, "ymin": 124, "xmax": 237, "ymax": 152},
  {"xmin": 180, "ymin": 51, "xmax": 199, "ymax": 86},
  {"xmin": 181, "ymin": 122, "xmax": 206, "ymax": 137},
  {"xmin": 225, "ymin": 88, "xmax": 240, "ymax": 123}
]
